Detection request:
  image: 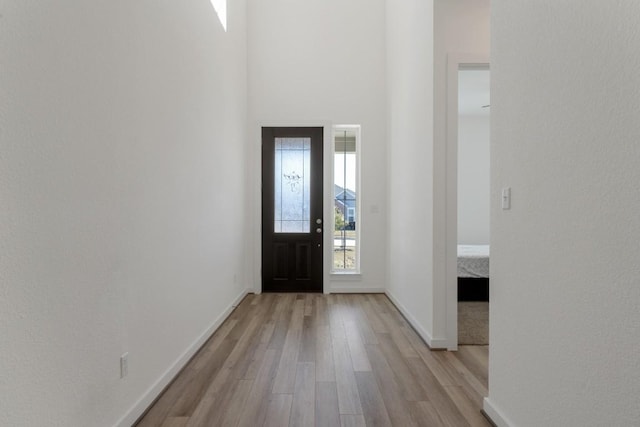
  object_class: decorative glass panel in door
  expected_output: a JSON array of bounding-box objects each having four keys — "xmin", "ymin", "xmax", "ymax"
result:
[{"xmin": 274, "ymin": 138, "xmax": 311, "ymax": 233}]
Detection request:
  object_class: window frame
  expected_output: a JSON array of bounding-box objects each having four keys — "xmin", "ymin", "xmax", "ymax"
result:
[{"xmin": 331, "ymin": 125, "xmax": 361, "ymax": 274}]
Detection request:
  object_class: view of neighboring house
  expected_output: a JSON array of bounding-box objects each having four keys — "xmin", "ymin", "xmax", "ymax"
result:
[{"xmin": 334, "ymin": 184, "xmax": 356, "ymax": 229}]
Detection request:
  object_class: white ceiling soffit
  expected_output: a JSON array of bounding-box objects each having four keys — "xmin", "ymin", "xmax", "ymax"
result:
[{"xmin": 458, "ymin": 69, "xmax": 490, "ymax": 117}]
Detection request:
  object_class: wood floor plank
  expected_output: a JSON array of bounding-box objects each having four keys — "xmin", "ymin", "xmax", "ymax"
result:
[
  {"xmin": 379, "ymin": 295, "xmax": 413, "ymax": 326},
  {"xmin": 298, "ymin": 315, "xmax": 316, "ymax": 363},
  {"xmin": 410, "ymin": 401, "xmax": 445, "ymax": 427},
  {"xmin": 443, "ymin": 385, "xmax": 492, "ymax": 427},
  {"xmin": 260, "ymin": 321, "xmax": 276, "ymax": 344},
  {"xmin": 355, "ymin": 371, "xmax": 393, "ymax": 427},
  {"xmin": 194, "ymin": 313, "xmax": 264, "ymax": 400},
  {"xmin": 243, "ymin": 341, "xmax": 269, "ymax": 380},
  {"xmin": 340, "ymin": 414, "xmax": 367, "ymax": 427},
  {"xmin": 192, "ymin": 318, "xmax": 237, "ymax": 371},
  {"xmin": 349, "ymin": 295, "xmax": 379, "ymax": 345},
  {"xmin": 229, "ymin": 312, "xmax": 273, "ymax": 378},
  {"xmin": 137, "ymin": 337, "xmax": 238, "ymax": 426},
  {"xmin": 315, "ymin": 324, "xmax": 335, "ymax": 382},
  {"xmin": 376, "ymin": 333, "xmax": 428, "ymax": 401},
  {"xmin": 366, "ymin": 294, "xmax": 389, "ymax": 315},
  {"xmin": 329, "ymin": 302, "xmax": 363, "ymax": 415},
  {"xmin": 304, "ymin": 294, "xmax": 314, "ymax": 316},
  {"xmin": 270, "ymin": 294, "xmax": 292, "ymax": 320},
  {"xmin": 315, "ymin": 381, "xmax": 340, "ymax": 427},
  {"xmin": 186, "ymin": 375, "xmax": 241, "ymax": 427},
  {"xmin": 267, "ymin": 306, "xmax": 293, "ymax": 351},
  {"xmin": 272, "ymin": 299, "xmax": 304, "ymax": 394},
  {"xmin": 160, "ymin": 417, "xmax": 189, "ymax": 427},
  {"xmin": 399, "ymin": 323, "xmax": 458, "ymax": 386},
  {"xmin": 218, "ymin": 379, "xmax": 253, "ymax": 426},
  {"xmin": 207, "ymin": 297, "xmax": 276, "ymax": 393},
  {"xmin": 289, "ymin": 362, "xmax": 315, "ymax": 426},
  {"xmin": 188, "ymin": 331, "xmax": 272, "ymax": 427},
  {"xmin": 454, "ymin": 346, "xmax": 489, "ymax": 388},
  {"xmin": 434, "ymin": 351, "xmax": 488, "ymax": 403},
  {"xmin": 361, "ymin": 299, "xmax": 388, "ymax": 334},
  {"xmin": 344, "ymin": 319, "xmax": 372, "ymax": 372},
  {"xmin": 237, "ymin": 349, "xmax": 278, "ymax": 427},
  {"xmin": 404, "ymin": 355, "xmax": 470, "ymax": 427},
  {"xmin": 467, "ymin": 345, "xmax": 489, "ymax": 373},
  {"xmin": 137, "ymin": 294, "xmax": 489, "ymax": 427},
  {"xmin": 227, "ymin": 298, "xmax": 259, "ymax": 339},
  {"xmin": 378, "ymin": 311, "xmax": 419, "ymax": 358},
  {"xmin": 315, "ymin": 294, "xmax": 329, "ymax": 325},
  {"xmin": 365, "ymin": 343, "xmax": 417, "ymax": 427},
  {"xmin": 263, "ymin": 394, "xmax": 293, "ymax": 427}
]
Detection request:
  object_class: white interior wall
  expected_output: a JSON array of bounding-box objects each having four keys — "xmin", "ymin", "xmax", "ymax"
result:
[
  {"xmin": 458, "ymin": 114, "xmax": 490, "ymax": 244},
  {"xmin": 431, "ymin": 0, "xmax": 490, "ymax": 347},
  {"xmin": 486, "ymin": 2, "xmax": 640, "ymax": 426},
  {"xmin": 247, "ymin": 0, "xmax": 388, "ymax": 292},
  {"xmin": 385, "ymin": 0, "xmax": 437, "ymax": 344},
  {"xmin": 0, "ymin": 2, "xmax": 249, "ymax": 426}
]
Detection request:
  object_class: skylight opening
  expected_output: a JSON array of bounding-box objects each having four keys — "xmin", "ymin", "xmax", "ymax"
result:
[{"xmin": 210, "ymin": 0, "xmax": 227, "ymax": 31}]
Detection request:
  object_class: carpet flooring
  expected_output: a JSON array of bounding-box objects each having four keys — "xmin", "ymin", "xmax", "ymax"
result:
[{"xmin": 458, "ymin": 302, "xmax": 489, "ymax": 345}]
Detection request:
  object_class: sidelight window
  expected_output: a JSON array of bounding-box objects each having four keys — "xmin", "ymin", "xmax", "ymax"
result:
[{"xmin": 333, "ymin": 126, "xmax": 360, "ymax": 273}]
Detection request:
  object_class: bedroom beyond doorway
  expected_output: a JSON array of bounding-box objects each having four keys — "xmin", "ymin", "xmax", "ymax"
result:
[{"xmin": 457, "ymin": 66, "xmax": 490, "ymax": 346}]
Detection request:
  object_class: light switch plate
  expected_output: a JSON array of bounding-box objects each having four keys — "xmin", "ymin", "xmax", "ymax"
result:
[
  {"xmin": 120, "ymin": 353, "xmax": 128, "ymax": 379},
  {"xmin": 502, "ymin": 187, "xmax": 511, "ymax": 210}
]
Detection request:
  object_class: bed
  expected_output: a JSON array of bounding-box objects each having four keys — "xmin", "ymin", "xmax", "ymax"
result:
[{"xmin": 457, "ymin": 245, "xmax": 490, "ymax": 301}]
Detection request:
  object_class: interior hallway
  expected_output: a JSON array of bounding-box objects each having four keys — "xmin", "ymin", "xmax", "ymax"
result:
[{"xmin": 137, "ymin": 294, "xmax": 489, "ymax": 427}]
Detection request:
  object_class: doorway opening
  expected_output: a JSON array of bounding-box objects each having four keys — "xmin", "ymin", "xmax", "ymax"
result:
[
  {"xmin": 456, "ymin": 66, "xmax": 490, "ymax": 346},
  {"xmin": 445, "ymin": 56, "xmax": 490, "ymax": 350}
]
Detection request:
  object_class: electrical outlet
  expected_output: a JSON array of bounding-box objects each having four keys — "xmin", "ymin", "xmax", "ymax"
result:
[{"xmin": 120, "ymin": 353, "xmax": 128, "ymax": 379}]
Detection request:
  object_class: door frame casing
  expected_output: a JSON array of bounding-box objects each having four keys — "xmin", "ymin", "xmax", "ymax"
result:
[
  {"xmin": 251, "ymin": 121, "xmax": 333, "ymax": 295},
  {"xmin": 444, "ymin": 53, "xmax": 490, "ymax": 350}
]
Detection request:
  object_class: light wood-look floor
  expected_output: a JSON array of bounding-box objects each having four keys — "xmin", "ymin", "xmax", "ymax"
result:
[{"xmin": 136, "ymin": 294, "xmax": 490, "ymax": 427}]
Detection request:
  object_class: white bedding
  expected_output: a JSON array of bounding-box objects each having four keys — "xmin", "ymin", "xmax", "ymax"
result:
[{"xmin": 457, "ymin": 245, "xmax": 490, "ymax": 278}]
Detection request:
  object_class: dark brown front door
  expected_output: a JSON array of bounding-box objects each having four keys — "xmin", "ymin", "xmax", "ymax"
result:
[{"xmin": 262, "ymin": 127, "xmax": 323, "ymax": 292}]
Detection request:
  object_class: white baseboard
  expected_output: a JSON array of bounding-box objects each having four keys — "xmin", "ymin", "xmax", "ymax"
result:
[
  {"xmin": 329, "ymin": 287, "xmax": 385, "ymax": 293},
  {"xmin": 115, "ymin": 289, "xmax": 251, "ymax": 427},
  {"xmin": 384, "ymin": 290, "xmax": 450, "ymax": 350},
  {"xmin": 483, "ymin": 397, "xmax": 514, "ymax": 427}
]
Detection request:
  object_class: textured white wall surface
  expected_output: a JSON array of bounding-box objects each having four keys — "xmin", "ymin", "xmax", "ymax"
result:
[
  {"xmin": 247, "ymin": 0, "xmax": 388, "ymax": 292},
  {"xmin": 0, "ymin": 1, "xmax": 249, "ymax": 426},
  {"xmin": 487, "ymin": 1, "xmax": 640, "ymax": 426},
  {"xmin": 458, "ymin": 114, "xmax": 490, "ymax": 244},
  {"xmin": 385, "ymin": 0, "xmax": 437, "ymax": 344}
]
